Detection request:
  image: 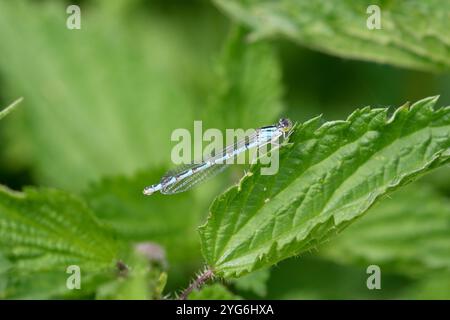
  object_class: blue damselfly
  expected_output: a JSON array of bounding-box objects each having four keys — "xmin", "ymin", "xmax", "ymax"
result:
[{"xmin": 143, "ymin": 118, "xmax": 294, "ymax": 195}]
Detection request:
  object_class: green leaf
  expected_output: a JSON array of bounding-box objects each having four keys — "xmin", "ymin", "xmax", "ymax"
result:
[
  {"xmin": 0, "ymin": 98, "xmax": 22, "ymax": 121},
  {"xmin": 188, "ymin": 283, "xmax": 242, "ymax": 300},
  {"xmin": 0, "ymin": 186, "xmax": 119, "ymax": 298},
  {"xmin": 199, "ymin": 96, "xmax": 450, "ymax": 278},
  {"xmin": 204, "ymin": 26, "xmax": 283, "ymax": 129},
  {"xmin": 213, "ymin": 0, "xmax": 450, "ymax": 72},
  {"xmin": 320, "ymin": 184, "xmax": 450, "ymax": 275}
]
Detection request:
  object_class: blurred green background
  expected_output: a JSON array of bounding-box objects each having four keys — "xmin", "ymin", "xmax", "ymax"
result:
[{"xmin": 0, "ymin": 0, "xmax": 449, "ymax": 299}]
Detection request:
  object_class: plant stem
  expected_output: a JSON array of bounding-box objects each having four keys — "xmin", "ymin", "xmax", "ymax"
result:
[{"xmin": 179, "ymin": 268, "xmax": 214, "ymax": 300}]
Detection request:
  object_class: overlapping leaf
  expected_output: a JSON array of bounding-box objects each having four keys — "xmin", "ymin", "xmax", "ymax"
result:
[
  {"xmin": 200, "ymin": 96, "xmax": 450, "ymax": 278},
  {"xmin": 0, "ymin": 186, "xmax": 119, "ymax": 298},
  {"xmin": 213, "ymin": 0, "xmax": 450, "ymax": 71}
]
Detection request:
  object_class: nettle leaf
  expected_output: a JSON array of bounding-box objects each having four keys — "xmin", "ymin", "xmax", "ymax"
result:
[
  {"xmin": 205, "ymin": 26, "xmax": 283, "ymax": 129},
  {"xmin": 320, "ymin": 184, "xmax": 450, "ymax": 275},
  {"xmin": 0, "ymin": 98, "xmax": 22, "ymax": 121},
  {"xmin": 199, "ymin": 96, "xmax": 450, "ymax": 278},
  {"xmin": 213, "ymin": 0, "xmax": 450, "ymax": 71},
  {"xmin": 0, "ymin": 187, "xmax": 119, "ymax": 281}
]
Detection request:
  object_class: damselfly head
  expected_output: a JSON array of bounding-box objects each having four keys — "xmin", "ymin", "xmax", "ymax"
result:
[{"xmin": 278, "ymin": 118, "xmax": 293, "ymax": 132}]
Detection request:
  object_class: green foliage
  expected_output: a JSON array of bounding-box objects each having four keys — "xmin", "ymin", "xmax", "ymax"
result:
[
  {"xmin": 213, "ymin": 0, "xmax": 450, "ymax": 72},
  {"xmin": 0, "ymin": 0, "xmax": 449, "ymax": 300},
  {"xmin": 0, "ymin": 187, "xmax": 119, "ymax": 298},
  {"xmin": 200, "ymin": 97, "xmax": 450, "ymax": 278},
  {"xmin": 0, "ymin": 1, "xmax": 220, "ymax": 190},
  {"xmin": 320, "ymin": 184, "xmax": 450, "ymax": 275}
]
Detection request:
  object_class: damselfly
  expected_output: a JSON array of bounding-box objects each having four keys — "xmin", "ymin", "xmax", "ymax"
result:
[{"xmin": 143, "ymin": 118, "xmax": 294, "ymax": 196}]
